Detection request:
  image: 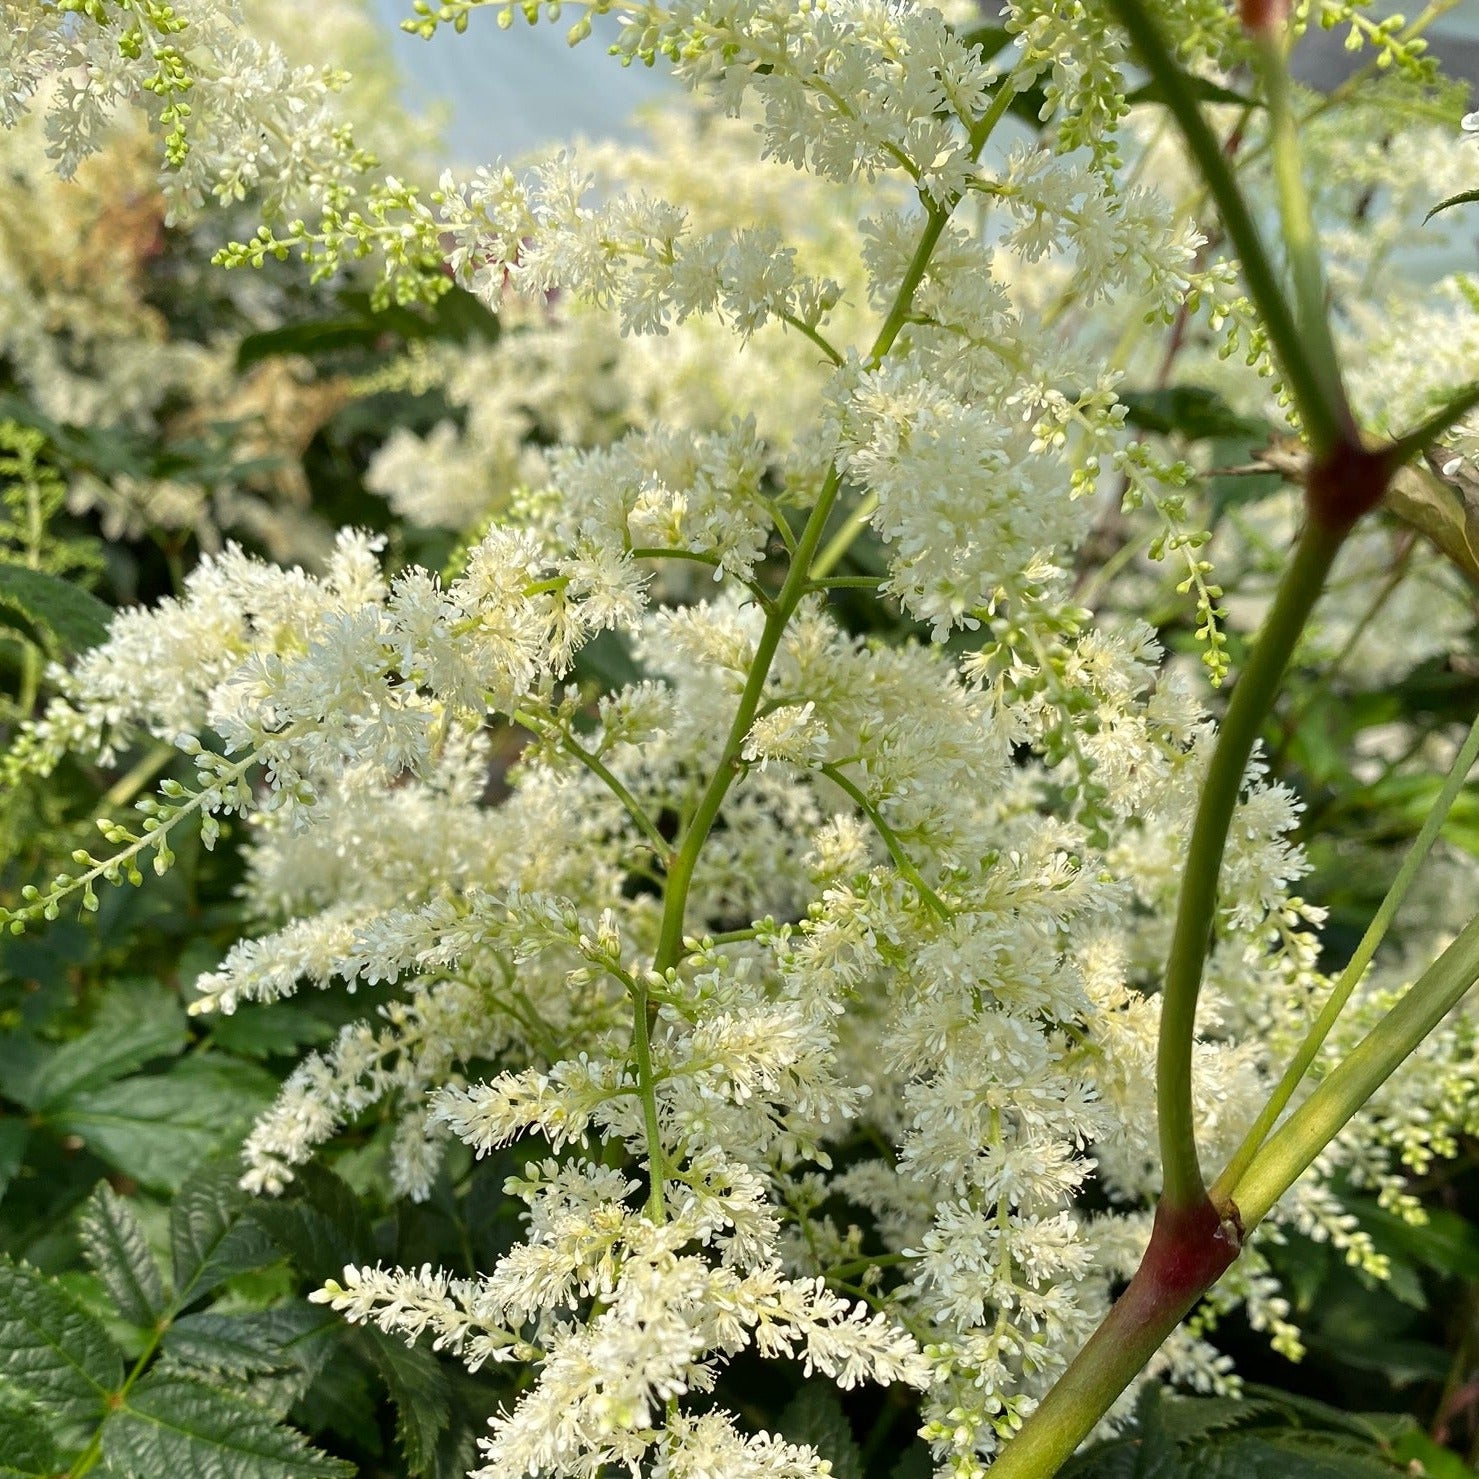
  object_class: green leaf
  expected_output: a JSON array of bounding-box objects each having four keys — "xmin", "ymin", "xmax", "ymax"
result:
[
  {"xmin": 1425, "ymin": 187, "xmax": 1479, "ymax": 224},
  {"xmin": 1126, "ymin": 76, "xmax": 1258, "ymax": 109},
  {"xmin": 52, "ymin": 1056, "xmax": 276, "ymax": 1191},
  {"xmin": 1386, "ymin": 1425, "xmax": 1478, "ymax": 1478},
  {"xmin": 170, "ymin": 1158, "xmax": 279, "ymax": 1308},
  {"xmin": 1195, "ymin": 1434, "xmax": 1400, "ymax": 1478},
  {"xmin": 1157, "ymin": 1393, "xmax": 1271, "ymax": 1442},
  {"xmin": 1236, "ymin": 1387, "xmax": 1397, "ymax": 1443},
  {"xmin": 166, "ymin": 1313, "xmax": 297, "ymax": 1378},
  {"xmin": 102, "ymin": 1371, "xmax": 354, "ymax": 1479},
  {"xmin": 354, "ymin": 1326, "xmax": 450, "ymax": 1476},
  {"xmin": 1058, "ymin": 1440, "xmax": 1139, "ymax": 1479},
  {"xmin": 166, "ymin": 1307, "xmax": 338, "ymax": 1418},
  {"xmin": 253, "ymin": 1166, "xmax": 372, "ymax": 1285},
  {"xmin": 1385, "ymin": 460, "xmax": 1479, "ymax": 588},
  {"xmin": 236, "ymin": 286, "xmax": 497, "ymax": 369},
  {"xmin": 292, "ymin": 1347, "xmax": 381, "ymax": 1454},
  {"xmin": 77, "ymin": 1182, "xmax": 166, "ymax": 1328},
  {"xmin": 26, "ymin": 982, "xmax": 187, "ymax": 1112},
  {"xmin": 0, "ymin": 1400, "xmax": 60, "ymax": 1479},
  {"xmin": 1059, "ymin": 1386, "xmax": 1400, "ymax": 1479},
  {"xmin": 0, "ymin": 1256, "xmax": 122, "ymax": 1426},
  {"xmin": 775, "ymin": 1381, "xmax": 865, "ymax": 1479},
  {"xmin": 209, "ymin": 1004, "xmax": 335, "ymax": 1060},
  {"xmin": 888, "ymin": 1443, "xmax": 936, "ymax": 1479},
  {"xmin": 1119, "ymin": 386, "xmax": 1266, "ymax": 442},
  {"xmin": 1308, "ymin": 1331, "xmax": 1451, "ymax": 1385},
  {"xmin": 0, "ymin": 564, "xmax": 111, "ymax": 657},
  {"xmin": 0, "ymin": 1119, "xmax": 30, "ymax": 1205}
]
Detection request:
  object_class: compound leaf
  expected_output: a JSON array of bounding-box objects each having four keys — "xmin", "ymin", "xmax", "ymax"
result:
[
  {"xmin": 103, "ymin": 1371, "xmax": 353, "ymax": 1479},
  {"xmin": 77, "ymin": 1182, "xmax": 166, "ymax": 1328},
  {"xmin": 0, "ymin": 1256, "xmax": 122, "ymax": 1427}
]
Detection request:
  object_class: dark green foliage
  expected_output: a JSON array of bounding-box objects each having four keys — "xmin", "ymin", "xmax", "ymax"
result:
[
  {"xmin": 776, "ymin": 1381, "xmax": 866, "ymax": 1479},
  {"xmin": 354, "ymin": 1327, "xmax": 451, "ymax": 1475},
  {"xmin": 0, "ymin": 1254, "xmax": 122, "ymax": 1428},
  {"xmin": 1061, "ymin": 1384, "xmax": 1422, "ymax": 1478},
  {"xmin": 0, "ymin": 1173, "xmax": 360, "ymax": 1479},
  {"xmin": 1118, "ymin": 387, "xmax": 1266, "ymax": 443},
  {"xmin": 171, "ymin": 1159, "xmax": 282, "ymax": 1306},
  {"xmin": 78, "ymin": 1181, "xmax": 166, "ymax": 1327},
  {"xmin": 102, "ymin": 1372, "xmax": 355, "ymax": 1479},
  {"xmin": 236, "ymin": 287, "xmax": 499, "ymax": 371},
  {"xmin": 0, "ymin": 563, "xmax": 111, "ymax": 656},
  {"xmin": 0, "ymin": 1400, "xmax": 59, "ymax": 1478},
  {"xmin": 0, "ymin": 984, "xmax": 276, "ymax": 1195}
]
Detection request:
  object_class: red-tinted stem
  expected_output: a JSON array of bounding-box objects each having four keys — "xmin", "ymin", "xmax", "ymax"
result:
[{"xmin": 988, "ymin": 1196, "xmax": 1242, "ymax": 1478}]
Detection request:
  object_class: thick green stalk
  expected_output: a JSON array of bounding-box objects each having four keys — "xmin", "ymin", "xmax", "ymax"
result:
[
  {"xmin": 1157, "ymin": 517, "xmax": 1343, "ymax": 1208},
  {"xmin": 1253, "ymin": 29, "xmax": 1349, "ymax": 431},
  {"xmin": 986, "ymin": 1200, "xmax": 1241, "ymax": 1479},
  {"xmin": 1104, "ymin": 0, "xmax": 1347, "ymax": 456},
  {"xmin": 1212, "ymin": 706, "xmax": 1479, "ymax": 1203},
  {"xmin": 1233, "ymin": 910, "xmax": 1479, "ymax": 1226}
]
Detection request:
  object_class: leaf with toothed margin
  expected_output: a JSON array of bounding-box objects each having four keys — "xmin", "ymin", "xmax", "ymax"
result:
[
  {"xmin": 77, "ymin": 1182, "xmax": 166, "ymax": 1328},
  {"xmin": 0, "ymin": 1256, "xmax": 123, "ymax": 1428}
]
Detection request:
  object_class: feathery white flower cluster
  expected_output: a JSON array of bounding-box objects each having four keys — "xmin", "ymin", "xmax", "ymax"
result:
[
  {"xmin": 0, "ymin": 0, "xmax": 434, "ymax": 561},
  {"xmin": 5, "ymin": 0, "xmax": 369, "ymax": 217}
]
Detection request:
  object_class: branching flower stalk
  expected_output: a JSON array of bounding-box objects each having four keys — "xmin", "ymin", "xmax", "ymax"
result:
[{"xmin": 990, "ymin": 4, "xmax": 1479, "ymax": 1473}]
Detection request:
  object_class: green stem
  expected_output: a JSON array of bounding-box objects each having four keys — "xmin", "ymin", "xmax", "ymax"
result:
[
  {"xmin": 823, "ymin": 1252, "xmax": 913, "ymax": 1283},
  {"xmin": 95, "ymin": 742, "xmax": 178, "ymax": 817},
  {"xmin": 1234, "ymin": 909, "xmax": 1479, "ymax": 1227},
  {"xmin": 809, "ymin": 85, "xmax": 1019, "ymax": 581},
  {"xmin": 1385, "ymin": 380, "xmax": 1479, "ymax": 471},
  {"xmin": 1158, "ymin": 518, "xmax": 1343, "ymax": 1208},
  {"xmin": 1253, "ymin": 28, "xmax": 1350, "ymax": 435},
  {"xmin": 635, "ymin": 84, "xmax": 1021, "ymax": 1212},
  {"xmin": 648, "ymin": 78, "xmax": 1017, "ymax": 971},
  {"xmin": 1104, "ymin": 0, "xmax": 1347, "ymax": 456},
  {"xmin": 513, "ymin": 708, "xmax": 674, "ymax": 864},
  {"xmin": 867, "ymin": 78, "xmax": 1016, "ymax": 370},
  {"xmin": 631, "ymin": 977, "xmax": 667, "ymax": 1221},
  {"xmin": 807, "ymin": 574, "xmax": 885, "ymax": 592},
  {"xmin": 810, "ymin": 493, "xmax": 879, "ymax": 582},
  {"xmin": 816, "ymin": 761, "xmax": 951, "ymax": 920},
  {"xmin": 16, "ymin": 643, "xmax": 39, "ymax": 717},
  {"xmin": 1212, "ymin": 705, "xmax": 1479, "ymax": 1203},
  {"xmin": 987, "ymin": 1200, "xmax": 1240, "ymax": 1479},
  {"xmin": 68, "ymin": 1317, "xmax": 170, "ymax": 1477},
  {"xmin": 778, "ymin": 312, "xmax": 844, "ymax": 367}
]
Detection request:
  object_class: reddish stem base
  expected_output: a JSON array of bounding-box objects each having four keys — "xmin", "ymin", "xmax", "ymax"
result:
[{"xmin": 988, "ymin": 1194, "xmax": 1242, "ymax": 1479}]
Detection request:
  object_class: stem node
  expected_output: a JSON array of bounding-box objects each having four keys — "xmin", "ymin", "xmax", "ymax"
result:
[{"xmin": 1307, "ymin": 441, "xmax": 1392, "ymax": 534}]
